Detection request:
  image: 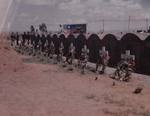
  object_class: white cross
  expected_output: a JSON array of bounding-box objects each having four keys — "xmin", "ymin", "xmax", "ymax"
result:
[
  {"xmin": 100, "ymin": 46, "xmax": 108, "ymax": 55},
  {"xmin": 121, "ymin": 50, "xmax": 135, "ymax": 60}
]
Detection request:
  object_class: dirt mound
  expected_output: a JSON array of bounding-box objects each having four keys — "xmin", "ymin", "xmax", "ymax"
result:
[
  {"xmin": 0, "ymin": 36, "xmax": 25, "ymax": 73},
  {"xmin": 0, "ymin": 34, "xmax": 149, "ymax": 116}
]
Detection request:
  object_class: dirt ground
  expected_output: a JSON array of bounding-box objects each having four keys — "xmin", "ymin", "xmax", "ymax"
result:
[{"xmin": 0, "ymin": 36, "xmax": 150, "ymax": 116}]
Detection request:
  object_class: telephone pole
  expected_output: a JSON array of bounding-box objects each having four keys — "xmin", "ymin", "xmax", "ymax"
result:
[
  {"xmin": 128, "ymin": 16, "xmax": 131, "ymax": 32},
  {"xmin": 102, "ymin": 19, "xmax": 104, "ymax": 33},
  {"xmin": 146, "ymin": 18, "xmax": 149, "ymax": 32}
]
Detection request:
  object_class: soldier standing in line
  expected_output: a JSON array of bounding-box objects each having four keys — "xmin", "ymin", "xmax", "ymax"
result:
[
  {"xmin": 80, "ymin": 45, "xmax": 89, "ymax": 74},
  {"xmin": 96, "ymin": 46, "xmax": 110, "ymax": 74}
]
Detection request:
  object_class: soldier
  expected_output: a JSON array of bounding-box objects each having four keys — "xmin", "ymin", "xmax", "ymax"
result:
[
  {"xmin": 66, "ymin": 43, "xmax": 75, "ymax": 65},
  {"xmin": 96, "ymin": 46, "xmax": 110, "ymax": 74},
  {"xmin": 80, "ymin": 45, "xmax": 89, "ymax": 74}
]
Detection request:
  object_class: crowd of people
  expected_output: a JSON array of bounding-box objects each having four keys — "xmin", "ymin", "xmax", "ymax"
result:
[{"xmin": 9, "ymin": 27, "xmax": 136, "ymax": 82}]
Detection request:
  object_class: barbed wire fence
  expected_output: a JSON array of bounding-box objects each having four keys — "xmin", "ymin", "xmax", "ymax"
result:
[
  {"xmin": 42, "ymin": 17, "xmax": 150, "ymax": 33},
  {"xmin": 9, "ymin": 17, "xmax": 150, "ymax": 33}
]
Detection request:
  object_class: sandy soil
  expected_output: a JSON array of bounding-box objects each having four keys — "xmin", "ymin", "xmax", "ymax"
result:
[{"xmin": 0, "ymin": 37, "xmax": 150, "ymax": 116}]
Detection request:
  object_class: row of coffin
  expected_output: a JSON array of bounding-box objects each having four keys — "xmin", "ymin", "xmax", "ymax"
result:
[{"xmin": 38, "ymin": 33, "xmax": 150, "ymax": 75}]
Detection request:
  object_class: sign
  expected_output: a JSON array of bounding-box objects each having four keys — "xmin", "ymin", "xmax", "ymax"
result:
[{"xmin": 63, "ymin": 24, "xmax": 87, "ymax": 34}]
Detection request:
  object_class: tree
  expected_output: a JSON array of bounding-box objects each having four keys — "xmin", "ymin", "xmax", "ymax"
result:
[
  {"xmin": 30, "ymin": 25, "xmax": 35, "ymax": 33},
  {"xmin": 39, "ymin": 23, "xmax": 47, "ymax": 33}
]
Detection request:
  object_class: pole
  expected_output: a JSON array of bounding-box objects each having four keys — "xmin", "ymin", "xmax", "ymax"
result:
[
  {"xmin": 146, "ymin": 18, "xmax": 149, "ymax": 32},
  {"xmin": 102, "ymin": 19, "xmax": 104, "ymax": 33},
  {"xmin": 128, "ymin": 16, "xmax": 131, "ymax": 32}
]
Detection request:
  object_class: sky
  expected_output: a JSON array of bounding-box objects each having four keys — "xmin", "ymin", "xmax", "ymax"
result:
[{"xmin": 1, "ymin": 0, "xmax": 150, "ymax": 32}]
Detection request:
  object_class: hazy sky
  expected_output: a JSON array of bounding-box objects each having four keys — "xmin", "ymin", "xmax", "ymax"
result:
[{"xmin": 1, "ymin": 0, "xmax": 150, "ymax": 32}]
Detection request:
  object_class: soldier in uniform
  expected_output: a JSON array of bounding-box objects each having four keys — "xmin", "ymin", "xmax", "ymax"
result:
[
  {"xmin": 96, "ymin": 46, "xmax": 110, "ymax": 74},
  {"xmin": 79, "ymin": 45, "xmax": 89, "ymax": 74}
]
